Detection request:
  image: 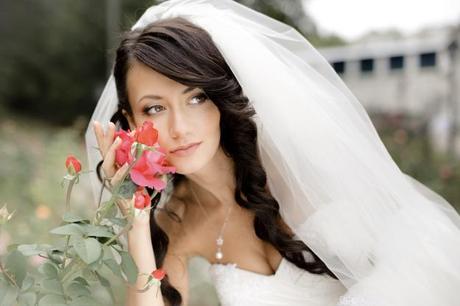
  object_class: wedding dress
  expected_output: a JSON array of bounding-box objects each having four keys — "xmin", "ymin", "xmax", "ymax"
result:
[{"xmin": 208, "ymin": 256, "xmax": 347, "ymax": 306}]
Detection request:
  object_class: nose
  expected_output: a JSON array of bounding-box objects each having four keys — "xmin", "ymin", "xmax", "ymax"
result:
[{"xmin": 168, "ymin": 107, "xmax": 191, "ymax": 139}]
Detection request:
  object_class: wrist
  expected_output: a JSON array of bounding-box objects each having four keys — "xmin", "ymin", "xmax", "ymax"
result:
[{"xmin": 129, "ymin": 218, "xmax": 151, "ymax": 234}]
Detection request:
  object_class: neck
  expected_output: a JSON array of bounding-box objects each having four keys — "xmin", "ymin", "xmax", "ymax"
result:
[{"xmin": 185, "ymin": 147, "xmax": 236, "ymax": 209}]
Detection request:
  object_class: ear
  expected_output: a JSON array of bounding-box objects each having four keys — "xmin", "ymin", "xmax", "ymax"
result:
[{"xmin": 122, "ymin": 109, "xmax": 136, "ymax": 131}]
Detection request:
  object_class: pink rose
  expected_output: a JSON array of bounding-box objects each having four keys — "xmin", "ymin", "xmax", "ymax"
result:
[
  {"xmin": 136, "ymin": 121, "xmax": 158, "ymax": 146},
  {"xmin": 134, "ymin": 188, "xmax": 151, "ymax": 209},
  {"xmin": 114, "ymin": 129, "xmax": 135, "ymax": 166},
  {"xmin": 130, "ymin": 149, "xmax": 176, "ymax": 191}
]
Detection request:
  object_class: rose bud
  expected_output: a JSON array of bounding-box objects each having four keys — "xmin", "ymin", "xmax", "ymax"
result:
[{"xmin": 65, "ymin": 155, "xmax": 82, "ymax": 174}]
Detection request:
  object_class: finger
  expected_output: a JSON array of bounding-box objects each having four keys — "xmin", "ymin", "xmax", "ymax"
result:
[
  {"xmin": 113, "ymin": 171, "xmax": 133, "ymax": 216},
  {"xmin": 110, "ymin": 162, "xmax": 130, "ymax": 186},
  {"xmin": 93, "ymin": 121, "xmax": 106, "ymax": 158},
  {"xmin": 102, "ymin": 136, "xmax": 122, "ymax": 178},
  {"xmin": 115, "ymin": 197, "xmax": 130, "ymax": 216},
  {"xmin": 103, "ymin": 122, "xmax": 116, "ymax": 155}
]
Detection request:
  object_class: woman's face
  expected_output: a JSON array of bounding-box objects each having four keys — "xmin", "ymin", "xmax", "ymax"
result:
[{"xmin": 124, "ymin": 61, "xmax": 221, "ymax": 175}]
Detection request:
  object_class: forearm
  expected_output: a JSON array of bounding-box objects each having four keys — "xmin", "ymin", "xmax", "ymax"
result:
[{"xmin": 126, "ymin": 221, "xmax": 165, "ymax": 306}]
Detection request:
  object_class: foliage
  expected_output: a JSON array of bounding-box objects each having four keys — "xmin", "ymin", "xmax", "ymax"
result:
[
  {"xmin": 0, "ymin": 170, "xmax": 139, "ymax": 305},
  {"xmin": 0, "ymin": 116, "xmax": 172, "ymax": 305}
]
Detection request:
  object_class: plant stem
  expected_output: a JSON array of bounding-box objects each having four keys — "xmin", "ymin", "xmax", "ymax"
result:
[
  {"xmin": 94, "ymin": 157, "xmax": 138, "ymax": 225},
  {"xmin": 0, "ymin": 260, "xmax": 19, "ymax": 288},
  {"xmin": 61, "ymin": 258, "xmax": 85, "ymax": 284},
  {"xmin": 103, "ymin": 216, "xmax": 134, "ymax": 247},
  {"xmin": 65, "ymin": 178, "xmax": 76, "ymax": 212},
  {"xmin": 61, "ymin": 235, "xmax": 71, "ymax": 269}
]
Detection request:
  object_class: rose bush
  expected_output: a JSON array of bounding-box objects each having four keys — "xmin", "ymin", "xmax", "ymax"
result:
[{"xmin": 0, "ymin": 121, "xmax": 175, "ymax": 306}]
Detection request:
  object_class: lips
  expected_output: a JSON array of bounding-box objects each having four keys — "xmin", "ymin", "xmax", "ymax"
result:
[{"xmin": 170, "ymin": 142, "xmax": 201, "ymax": 153}]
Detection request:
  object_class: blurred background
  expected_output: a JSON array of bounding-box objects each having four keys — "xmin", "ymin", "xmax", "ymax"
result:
[{"xmin": 0, "ymin": 0, "xmax": 459, "ymax": 305}]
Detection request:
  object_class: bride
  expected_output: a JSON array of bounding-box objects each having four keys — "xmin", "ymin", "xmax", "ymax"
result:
[{"xmin": 86, "ymin": 1, "xmax": 460, "ymax": 306}]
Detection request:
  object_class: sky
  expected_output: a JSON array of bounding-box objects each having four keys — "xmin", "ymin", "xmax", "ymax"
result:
[{"xmin": 304, "ymin": 0, "xmax": 460, "ymax": 41}]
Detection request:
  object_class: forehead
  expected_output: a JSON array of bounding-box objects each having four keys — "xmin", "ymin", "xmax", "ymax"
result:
[{"xmin": 127, "ymin": 61, "xmax": 185, "ymax": 94}]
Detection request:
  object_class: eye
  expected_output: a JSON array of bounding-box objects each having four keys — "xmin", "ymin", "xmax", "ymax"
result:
[
  {"xmin": 189, "ymin": 92, "xmax": 208, "ymax": 105},
  {"xmin": 143, "ymin": 104, "xmax": 165, "ymax": 116},
  {"xmin": 142, "ymin": 92, "xmax": 208, "ymax": 116}
]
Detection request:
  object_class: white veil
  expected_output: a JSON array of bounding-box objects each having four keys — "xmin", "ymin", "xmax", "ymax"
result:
[{"xmin": 84, "ymin": 1, "xmax": 460, "ymax": 305}]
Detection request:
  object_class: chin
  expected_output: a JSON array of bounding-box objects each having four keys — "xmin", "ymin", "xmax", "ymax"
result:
[{"xmin": 171, "ymin": 161, "xmax": 205, "ymax": 175}]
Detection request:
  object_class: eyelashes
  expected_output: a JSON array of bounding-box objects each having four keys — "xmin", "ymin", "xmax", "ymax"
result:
[{"xmin": 142, "ymin": 92, "xmax": 208, "ymax": 116}]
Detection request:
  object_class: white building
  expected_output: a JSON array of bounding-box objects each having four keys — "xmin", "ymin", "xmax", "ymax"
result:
[{"xmin": 318, "ymin": 26, "xmax": 460, "ymax": 157}]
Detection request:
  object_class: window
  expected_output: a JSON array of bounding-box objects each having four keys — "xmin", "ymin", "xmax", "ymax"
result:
[
  {"xmin": 360, "ymin": 58, "xmax": 374, "ymax": 73},
  {"xmin": 332, "ymin": 61, "xmax": 345, "ymax": 74},
  {"xmin": 389, "ymin": 55, "xmax": 404, "ymax": 70},
  {"xmin": 419, "ymin": 52, "xmax": 436, "ymax": 67}
]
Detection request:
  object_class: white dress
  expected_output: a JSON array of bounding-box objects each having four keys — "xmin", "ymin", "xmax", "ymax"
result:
[{"xmin": 208, "ymin": 256, "xmax": 347, "ymax": 306}]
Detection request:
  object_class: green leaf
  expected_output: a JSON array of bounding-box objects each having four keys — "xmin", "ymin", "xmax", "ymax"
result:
[
  {"xmin": 108, "ymin": 217, "xmax": 127, "ymax": 227},
  {"xmin": 73, "ymin": 238, "xmax": 102, "ymax": 265},
  {"xmin": 88, "ymin": 256, "xmax": 104, "ymax": 271},
  {"xmin": 83, "ymin": 224, "xmax": 114, "ymax": 238},
  {"xmin": 120, "ymin": 251, "xmax": 138, "ymax": 284},
  {"xmin": 82, "ymin": 268, "xmax": 98, "ymax": 282},
  {"xmin": 118, "ymin": 179, "xmax": 137, "ymax": 198},
  {"xmin": 38, "ymin": 262, "xmax": 59, "ymax": 278},
  {"xmin": 47, "ymin": 249, "xmax": 64, "ymax": 265},
  {"xmin": 0, "ymin": 279, "xmax": 19, "ymax": 306},
  {"xmin": 104, "ymin": 203, "xmax": 118, "ymax": 219},
  {"xmin": 62, "ymin": 212, "xmax": 89, "ymax": 223},
  {"xmin": 5, "ymin": 249, "xmax": 27, "ymax": 287},
  {"xmin": 72, "ymin": 276, "xmax": 90, "ymax": 287},
  {"xmin": 69, "ymin": 295, "xmax": 100, "ymax": 306},
  {"xmin": 102, "ymin": 245, "xmax": 114, "ymax": 260},
  {"xmin": 66, "ymin": 282, "xmax": 91, "ymax": 298},
  {"xmin": 20, "ymin": 274, "xmax": 35, "ymax": 292},
  {"xmin": 41, "ymin": 278, "xmax": 64, "ymax": 295},
  {"xmin": 38, "ymin": 294, "xmax": 67, "ymax": 306},
  {"xmin": 50, "ymin": 223, "xmax": 85, "ymax": 236},
  {"xmin": 17, "ymin": 243, "xmax": 52, "ymax": 256},
  {"xmin": 18, "ymin": 292, "xmax": 37, "ymax": 306},
  {"xmin": 103, "ymin": 259, "xmax": 122, "ymax": 278},
  {"xmin": 95, "ymin": 271, "xmax": 115, "ymax": 302}
]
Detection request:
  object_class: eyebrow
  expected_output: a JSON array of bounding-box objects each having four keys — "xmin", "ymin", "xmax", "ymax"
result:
[{"xmin": 137, "ymin": 86, "xmax": 197, "ymax": 104}]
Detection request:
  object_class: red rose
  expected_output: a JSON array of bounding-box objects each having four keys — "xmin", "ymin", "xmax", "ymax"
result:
[
  {"xmin": 65, "ymin": 155, "xmax": 82, "ymax": 174},
  {"xmin": 114, "ymin": 129, "xmax": 135, "ymax": 166},
  {"xmin": 136, "ymin": 121, "xmax": 158, "ymax": 146},
  {"xmin": 130, "ymin": 149, "xmax": 176, "ymax": 191},
  {"xmin": 134, "ymin": 189, "xmax": 151, "ymax": 209},
  {"xmin": 151, "ymin": 268, "xmax": 166, "ymax": 281}
]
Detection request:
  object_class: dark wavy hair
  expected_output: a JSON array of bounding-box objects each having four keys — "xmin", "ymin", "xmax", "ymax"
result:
[{"xmin": 98, "ymin": 16, "xmax": 338, "ymax": 306}]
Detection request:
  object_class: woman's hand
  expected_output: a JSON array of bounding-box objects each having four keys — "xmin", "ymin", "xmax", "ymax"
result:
[{"xmin": 92, "ymin": 121, "xmax": 150, "ymax": 224}]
